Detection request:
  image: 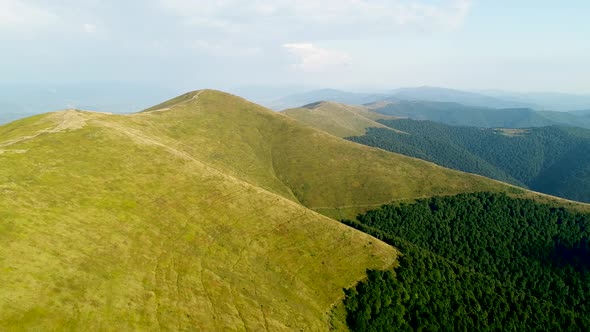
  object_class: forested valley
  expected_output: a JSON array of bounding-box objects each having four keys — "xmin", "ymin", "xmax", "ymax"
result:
[{"xmin": 348, "ymin": 120, "xmax": 590, "ymax": 203}]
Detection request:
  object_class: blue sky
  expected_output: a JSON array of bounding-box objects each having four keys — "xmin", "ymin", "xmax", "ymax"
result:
[{"xmin": 1, "ymin": 0, "xmax": 589, "ymax": 93}]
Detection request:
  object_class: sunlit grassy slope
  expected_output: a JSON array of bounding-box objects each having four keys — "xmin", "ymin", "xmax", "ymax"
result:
[
  {"xmin": 0, "ymin": 108, "xmax": 396, "ymax": 331},
  {"xmin": 1, "ymin": 90, "xmax": 582, "ymax": 331},
  {"xmin": 282, "ymin": 101, "xmax": 395, "ymax": 138},
  {"xmin": 138, "ymin": 91, "xmax": 514, "ymax": 219}
]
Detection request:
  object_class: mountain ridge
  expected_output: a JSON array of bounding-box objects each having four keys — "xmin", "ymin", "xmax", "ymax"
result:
[
  {"xmin": 2, "ymin": 89, "xmax": 588, "ymax": 330},
  {"xmin": 282, "ymin": 101, "xmax": 397, "ymax": 138},
  {"xmin": 0, "ymin": 97, "xmax": 397, "ymax": 330}
]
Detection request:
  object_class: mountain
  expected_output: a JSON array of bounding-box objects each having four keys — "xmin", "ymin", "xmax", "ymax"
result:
[
  {"xmin": 0, "ymin": 113, "xmax": 33, "ymax": 126},
  {"xmin": 367, "ymin": 99, "xmax": 590, "ymax": 129},
  {"xmin": 279, "ymin": 100, "xmax": 590, "ymax": 203},
  {"xmin": 1, "ymin": 89, "xmax": 535, "ymax": 330},
  {"xmin": 536, "ymin": 110, "xmax": 590, "ymax": 128},
  {"xmin": 392, "ymin": 87, "xmax": 590, "ymax": 111},
  {"xmin": 282, "ymin": 101, "xmax": 396, "ymax": 138},
  {"xmin": 482, "ymin": 90, "xmax": 590, "ymax": 111},
  {"xmin": 268, "ymin": 89, "xmax": 388, "ymax": 110},
  {"xmin": 349, "ymin": 119, "xmax": 590, "ymax": 203},
  {"xmin": 388, "ymin": 86, "xmax": 536, "ymax": 109},
  {"xmin": 367, "ymin": 100, "xmax": 559, "ymax": 128},
  {"xmin": 0, "ymin": 102, "xmax": 32, "ymax": 125},
  {"xmin": 571, "ymin": 109, "xmax": 590, "ymax": 117}
]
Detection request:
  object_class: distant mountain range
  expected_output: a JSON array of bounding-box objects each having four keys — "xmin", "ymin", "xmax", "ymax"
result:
[
  {"xmin": 367, "ymin": 100, "xmax": 590, "ymax": 129},
  {"xmin": 481, "ymin": 90, "xmax": 590, "ymax": 111},
  {"xmin": 387, "ymin": 86, "xmax": 537, "ymax": 109},
  {"xmin": 0, "ymin": 83, "xmax": 590, "ymax": 127},
  {"xmin": 268, "ymin": 88, "xmax": 388, "ymax": 110},
  {"xmin": 0, "ymin": 83, "xmax": 181, "ymax": 124},
  {"xmin": 267, "ymin": 86, "xmax": 590, "ymax": 112}
]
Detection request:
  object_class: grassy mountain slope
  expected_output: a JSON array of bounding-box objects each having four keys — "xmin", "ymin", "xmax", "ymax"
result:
[
  {"xmin": 139, "ymin": 90, "xmax": 513, "ymax": 220},
  {"xmin": 0, "ymin": 108, "xmax": 397, "ymax": 331},
  {"xmin": 2, "ymin": 90, "xmax": 583, "ymax": 330},
  {"xmin": 282, "ymin": 101, "xmax": 396, "ymax": 137},
  {"xmin": 278, "ymin": 101, "xmax": 590, "ymax": 211}
]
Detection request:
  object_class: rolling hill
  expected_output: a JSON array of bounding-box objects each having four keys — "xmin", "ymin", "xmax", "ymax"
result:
[
  {"xmin": 2, "ymin": 89, "xmax": 545, "ymax": 330},
  {"xmin": 282, "ymin": 101, "xmax": 396, "ymax": 138},
  {"xmin": 268, "ymin": 89, "xmax": 387, "ymax": 110}
]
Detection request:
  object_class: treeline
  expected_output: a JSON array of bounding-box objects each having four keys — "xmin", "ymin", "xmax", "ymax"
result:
[
  {"xmin": 342, "ymin": 192, "xmax": 590, "ymax": 331},
  {"xmin": 347, "ymin": 120, "xmax": 590, "ymax": 202}
]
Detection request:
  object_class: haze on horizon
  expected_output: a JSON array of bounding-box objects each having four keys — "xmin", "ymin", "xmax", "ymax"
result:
[{"xmin": 1, "ymin": 0, "xmax": 589, "ymax": 94}]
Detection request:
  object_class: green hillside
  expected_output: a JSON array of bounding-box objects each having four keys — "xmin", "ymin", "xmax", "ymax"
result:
[
  {"xmin": 136, "ymin": 90, "xmax": 514, "ymax": 220},
  {"xmin": 282, "ymin": 101, "xmax": 395, "ymax": 138},
  {"xmin": 349, "ymin": 119, "xmax": 590, "ymax": 203},
  {"xmin": 0, "ymin": 106, "xmax": 398, "ymax": 330},
  {"xmin": 1, "ymin": 90, "xmax": 585, "ymax": 330}
]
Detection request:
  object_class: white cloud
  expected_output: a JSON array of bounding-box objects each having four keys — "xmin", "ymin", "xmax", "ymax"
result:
[
  {"xmin": 0, "ymin": 0, "xmax": 58, "ymax": 29},
  {"xmin": 283, "ymin": 43, "xmax": 351, "ymax": 72},
  {"xmin": 158, "ymin": 0, "xmax": 472, "ymax": 39},
  {"xmin": 83, "ymin": 23, "xmax": 97, "ymax": 33}
]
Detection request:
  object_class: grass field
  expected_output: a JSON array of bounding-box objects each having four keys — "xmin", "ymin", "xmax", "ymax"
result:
[{"xmin": 282, "ymin": 101, "xmax": 395, "ymax": 138}]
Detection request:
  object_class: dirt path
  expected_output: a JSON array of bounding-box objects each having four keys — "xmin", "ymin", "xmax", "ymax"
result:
[{"xmin": 0, "ymin": 110, "xmax": 87, "ymax": 148}]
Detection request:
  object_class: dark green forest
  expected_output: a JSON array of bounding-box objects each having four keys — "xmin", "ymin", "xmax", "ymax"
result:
[
  {"xmin": 342, "ymin": 192, "xmax": 590, "ymax": 331},
  {"xmin": 348, "ymin": 120, "xmax": 590, "ymax": 203}
]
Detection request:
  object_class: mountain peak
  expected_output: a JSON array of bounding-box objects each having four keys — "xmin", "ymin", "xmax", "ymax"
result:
[
  {"xmin": 301, "ymin": 100, "xmax": 348, "ymax": 109},
  {"xmin": 141, "ymin": 89, "xmax": 266, "ymax": 114}
]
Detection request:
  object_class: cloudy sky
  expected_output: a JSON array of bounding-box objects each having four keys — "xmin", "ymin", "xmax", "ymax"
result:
[{"xmin": 1, "ymin": 0, "xmax": 589, "ymax": 93}]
